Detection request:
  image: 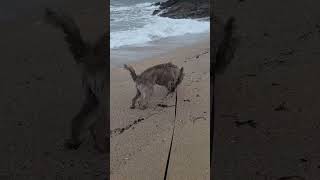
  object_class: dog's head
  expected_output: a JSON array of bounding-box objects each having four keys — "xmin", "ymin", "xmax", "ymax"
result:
[
  {"xmin": 168, "ymin": 67, "xmax": 184, "ymax": 93},
  {"xmin": 176, "ymin": 67, "xmax": 184, "ymax": 86}
]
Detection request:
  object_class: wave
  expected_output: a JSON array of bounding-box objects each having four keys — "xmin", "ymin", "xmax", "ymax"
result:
[{"xmin": 110, "ymin": 2, "xmax": 210, "ymax": 49}]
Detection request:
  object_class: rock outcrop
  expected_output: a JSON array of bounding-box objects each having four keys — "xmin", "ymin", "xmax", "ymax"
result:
[{"xmin": 152, "ymin": 0, "xmax": 209, "ymax": 19}]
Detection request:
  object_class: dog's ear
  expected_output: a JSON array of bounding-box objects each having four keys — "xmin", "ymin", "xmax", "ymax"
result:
[
  {"xmin": 176, "ymin": 67, "xmax": 184, "ymax": 86},
  {"xmin": 180, "ymin": 67, "xmax": 184, "ymax": 74}
]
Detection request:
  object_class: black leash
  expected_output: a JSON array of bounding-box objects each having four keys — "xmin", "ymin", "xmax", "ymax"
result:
[{"xmin": 163, "ymin": 90, "xmax": 178, "ymax": 180}]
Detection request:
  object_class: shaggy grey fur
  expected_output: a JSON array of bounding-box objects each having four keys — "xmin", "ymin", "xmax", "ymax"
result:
[{"xmin": 124, "ymin": 62, "xmax": 184, "ymax": 109}]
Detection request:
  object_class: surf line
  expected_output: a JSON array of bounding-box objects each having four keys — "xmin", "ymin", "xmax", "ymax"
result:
[{"xmin": 163, "ymin": 88, "xmax": 178, "ymax": 180}]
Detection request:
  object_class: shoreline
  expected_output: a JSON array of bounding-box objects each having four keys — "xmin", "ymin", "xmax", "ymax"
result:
[
  {"xmin": 110, "ymin": 32, "xmax": 209, "ymax": 67},
  {"xmin": 111, "ymin": 37, "xmax": 210, "ymax": 179}
]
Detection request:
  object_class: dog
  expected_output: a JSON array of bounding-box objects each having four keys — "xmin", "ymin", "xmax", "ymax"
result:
[
  {"xmin": 44, "ymin": 8, "xmax": 108, "ymax": 153},
  {"xmin": 210, "ymin": 16, "xmax": 238, "ymax": 166},
  {"xmin": 124, "ymin": 62, "xmax": 184, "ymax": 109},
  {"xmin": 212, "ymin": 16, "xmax": 238, "ymax": 74}
]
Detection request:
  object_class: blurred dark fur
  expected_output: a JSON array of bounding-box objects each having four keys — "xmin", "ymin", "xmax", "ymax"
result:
[
  {"xmin": 44, "ymin": 8, "xmax": 108, "ymax": 153},
  {"xmin": 212, "ymin": 16, "xmax": 238, "ymax": 74},
  {"xmin": 211, "ymin": 16, "xmax": 238, "ymax": 167}
]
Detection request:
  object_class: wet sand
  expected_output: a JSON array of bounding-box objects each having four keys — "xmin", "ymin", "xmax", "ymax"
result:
[
  {"xmin": 110, "ymin": 32, "xmax": 209, "ymax": 66},
  {"xmin": 110, "ymin": 38, "xmax": 210, "ymax": 179}
]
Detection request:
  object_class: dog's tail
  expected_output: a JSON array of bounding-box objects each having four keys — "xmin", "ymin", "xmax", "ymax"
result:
[
  {"xmin": 176, "ymin": 67, "xmax": 184, "ymax": 86},
  {"xmin": 215, "ymin": 16, "xmax": 238, "ymax": 74},
  {"xmin": 224, "ymin": 17, "xmax": 235, "ymax": 35},
  {"xmin": 124, "ymin": 64, "xmax": 137, "ymax": 81},
  {"xmin": 44, "ymin": 8, "xmax": 89, "ymax": 63}
]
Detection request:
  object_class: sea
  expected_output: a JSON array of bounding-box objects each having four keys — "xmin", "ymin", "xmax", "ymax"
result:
[{"xmin": 110, "ymin": 0, "xmax": 210, "ymax": 66}]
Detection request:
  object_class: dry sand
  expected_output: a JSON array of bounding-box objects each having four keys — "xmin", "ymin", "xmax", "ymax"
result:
[{"xmin": 110, "ymin": 38, "xmax": 210, "ymax": 179}]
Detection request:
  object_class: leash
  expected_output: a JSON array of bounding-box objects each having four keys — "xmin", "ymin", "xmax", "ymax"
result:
[{"xmin": 163, "ymin": 90, "xmax": 178, "ymax": 180}]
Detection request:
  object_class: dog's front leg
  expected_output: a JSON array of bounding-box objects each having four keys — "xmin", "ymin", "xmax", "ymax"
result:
[
  {"xmin": 165, "ymin": 87, "xmax": 176, "ymax": 99},
  {"xmin": 131, "ymin": 89, "xmax": 141, "ymax": 109},
  {"xmin": 166, "ymin": 91, "xmax": 174, "ymax": 97},
  {"xmin": 138, "ymin": 86, "xmax": 152, "ymax": 110},
  {"xmin": 92, "ymin": 94, "xmax": 109, "ymax": 153},
  {"xmin": 165, "ymin": 81, "xmax": 176, "ymax": 98},
  {"xmin": 138, "ymin": 96, "xmax": 148, "ymax": 110},
  {"xmin": 65, "ymin": 88, "xmax": 98, "ymax": 150}
]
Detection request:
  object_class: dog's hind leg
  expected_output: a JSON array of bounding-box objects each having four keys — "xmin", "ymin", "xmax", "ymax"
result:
[
  {"xmin": 131, "ymin": 88, "xmax": 141, "ymax": 109},
  {"xmin": 64, "ymin": 88, "xmax": 98, "ymax": 150},
  {"xmin": 89, "ymin": 116, "xmax": 106, "ymax": 153}
]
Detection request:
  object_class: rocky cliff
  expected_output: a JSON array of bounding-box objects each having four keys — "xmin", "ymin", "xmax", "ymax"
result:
[{"xmin": 152, "ymin": 0, "xmax": 209, "ymax": 19}]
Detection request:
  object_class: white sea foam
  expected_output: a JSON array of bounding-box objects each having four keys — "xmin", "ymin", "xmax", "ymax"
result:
[{"xmin": 110, "ymin": 2, "xmax": 209, "ymax": 49}]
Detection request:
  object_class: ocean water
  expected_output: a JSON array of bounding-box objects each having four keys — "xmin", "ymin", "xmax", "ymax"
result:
[{"xmin": 110, "ymin": 0, "xmax": 210, "ymax": 65}]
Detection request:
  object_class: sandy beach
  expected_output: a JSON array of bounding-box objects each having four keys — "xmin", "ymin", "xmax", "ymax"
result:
[
  {"xmin": 110, "ymin": 37, "xmax": 210, "ymax": 179},
  {"xmin": 214, "ymin": 0, "xmax": 320, "ymax": 179},
  {"xmin": 0, "ymin": 1, "xmax": 108, "ymax": 179},
  {"xmin": 2, "ymin": 0, "xmax": 320, "ymax": 179}
]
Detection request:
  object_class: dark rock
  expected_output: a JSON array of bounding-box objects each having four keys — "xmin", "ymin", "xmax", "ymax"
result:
[
  {"xmin": 152, "ymin": 0, "xmax": 209, "ymax": 19},
  {"xmin": 152, "ymin": 9, "xmax": 161, "ymax": 15},
  {"xmin": 153, "ymin": 2, "xmax": 161, "ymax": 6}
]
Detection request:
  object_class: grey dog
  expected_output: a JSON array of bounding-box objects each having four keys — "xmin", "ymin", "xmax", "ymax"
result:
[
  {"xmin": 124, "ymin": 62, "xmax": 184, "ymax": 109},
  {"xmin": 44, "ymin": 8, "xmax": 108, "ymax": 153}
]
